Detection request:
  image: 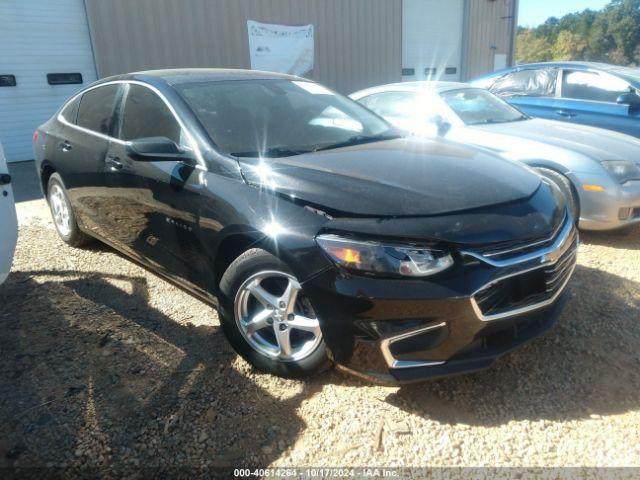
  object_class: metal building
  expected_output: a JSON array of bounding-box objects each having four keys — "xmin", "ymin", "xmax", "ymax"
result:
[{"xmin": 0, "ymin": 0, "xmax": 517, "ymax": 162}]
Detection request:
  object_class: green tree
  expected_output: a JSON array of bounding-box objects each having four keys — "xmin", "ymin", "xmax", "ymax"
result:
[
  {"xmin": 516, "ymin": 0, "xmax": 640, "ymax": 66},
  {"xmin": 552, "ymin": 31, "xmax": 588, "ymax": 60},
  {"xmin": 516, "ymin": 29, "xmax": 553, "ymax": 63},
  {"xmin": 603, "ymin": 0, "xmax": 640, "ymax": 63}
]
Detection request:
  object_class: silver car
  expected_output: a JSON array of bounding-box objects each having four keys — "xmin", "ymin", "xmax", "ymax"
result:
[{"xmin": 351, "ymin": 81, "xmax": 640, "ymax": 232}]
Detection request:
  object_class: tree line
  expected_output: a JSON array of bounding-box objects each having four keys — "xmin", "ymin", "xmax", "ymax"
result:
[{"xmin": 516, "ymin": 0, "xmax": 640, "ymax": 65}]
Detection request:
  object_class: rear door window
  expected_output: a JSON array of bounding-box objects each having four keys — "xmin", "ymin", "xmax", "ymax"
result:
[
  {"xmin": 488, "ymin": 68, "xmax": 558, "ymax": 97},
  {"xmin": 561, "ymin": 70, "xmax": 631, "ymax": 103},
  {"xmin": 119, "ymin": 85, "xmax": 182, "ymax": 143},
  {"xmin": 77, "ymin": 84, "xmax": 120, "ymax": 135}
]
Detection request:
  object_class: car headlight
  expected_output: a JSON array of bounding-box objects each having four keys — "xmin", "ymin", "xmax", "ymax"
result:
[
  {"xmin": 601, "ymin": 160, "xmax": 640, "ymax": 184},
  {"xmin": 316, "ymin": 235, "xmax": 454, "ymax": 277}
]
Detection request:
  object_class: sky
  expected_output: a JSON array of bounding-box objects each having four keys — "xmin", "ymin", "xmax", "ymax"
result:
[{"xmin": 518, "ymin": 0, "xmax": 610, "ymax": 27}]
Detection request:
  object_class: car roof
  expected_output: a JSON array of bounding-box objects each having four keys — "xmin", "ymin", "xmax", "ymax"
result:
[
  {"xmin": 96, "ymin": 68, "xmax": 302, "ymax": 87},
  {"xmin": 474, "ymin": 61, "xmax": 640, "ymax": 87},
  {"xmin": 511, "ymin": 61, "xmax": 613, "ymax": 70},
  {"xmin": 484, "ymin": 61, "xmax": 640, "ymax": 78},
  {"xmin": 351, "ymin": 81, "xmax": 478, "ymax": 98}
]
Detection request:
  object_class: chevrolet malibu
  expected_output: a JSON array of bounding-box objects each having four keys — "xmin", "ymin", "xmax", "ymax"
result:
[{"xmin": 33, "ymin": 69, "xmax": 577, "ymax": 383}]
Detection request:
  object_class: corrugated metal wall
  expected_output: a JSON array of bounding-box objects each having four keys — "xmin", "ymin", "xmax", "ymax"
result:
[
  {"xmin": 83, "ymin": 0, "xmax": 402, "ymax": 94},
  {"xmin": 464, "ymin": 0, "xmax": 518, "ymax": 79}
]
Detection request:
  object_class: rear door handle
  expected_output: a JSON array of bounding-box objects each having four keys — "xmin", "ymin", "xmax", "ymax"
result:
[
  {"xmin": 106, "ymin": 156, "xmax": 123, "ymax": 170},
  {"xmin": 0, "ymin": 174, "xmax": 11, "ymax": 185},
  {"xmin": 59, "ymin": 140, "xmax": 72, "ymax": 152},
  {"xmin": 555, "ymin": 110, "xmax": 576, "ymax": 118}
]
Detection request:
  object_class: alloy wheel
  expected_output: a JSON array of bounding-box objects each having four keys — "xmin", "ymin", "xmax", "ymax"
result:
[
  {"xmin": 49, "ymin": 184, "xmax": 72, "ymax": 236},
  {"xmin": 234, "ymin": 270, "xmax": 322, "ymax": 362}
]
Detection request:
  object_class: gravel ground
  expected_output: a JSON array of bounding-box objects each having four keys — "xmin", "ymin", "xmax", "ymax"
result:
[{"xmin": 1, "ymin": 198, "xmax": 640, "ymax": 476}]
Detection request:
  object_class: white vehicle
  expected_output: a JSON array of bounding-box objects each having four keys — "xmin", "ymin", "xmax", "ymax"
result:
[{"xmin": 0, "ymin": 142, "xmax": 18, "ymax": 284}]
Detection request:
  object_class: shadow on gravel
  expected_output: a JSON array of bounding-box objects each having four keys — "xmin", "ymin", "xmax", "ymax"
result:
[
  {"xmin": 580, "ymin": 225, "xmax": 640, "ymax": 251},
  {"xmin": 387, "ymin": 264, "xmax": 640, "ymax": 426},
  {"xmin": 0, "ymin": 270, "xmax": 321, "ymax": 472}
]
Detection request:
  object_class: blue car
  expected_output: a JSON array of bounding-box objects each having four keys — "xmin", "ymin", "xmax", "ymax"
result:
[{"xmin": 472, "ymin": 62, "xmax": 640, "ymax": 138}]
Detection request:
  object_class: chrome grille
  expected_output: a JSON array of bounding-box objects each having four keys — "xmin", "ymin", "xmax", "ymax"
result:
[
  {"xmin": 545, "ymin": 246, "xmax": 577, "ymax": 294},
  {"xmin": 471, "ymin": 214, "xmax": 567, "ymax": 261},
  {"xmin": 473, "ymin": 236, "xmax": 578, "ymax": 320}
]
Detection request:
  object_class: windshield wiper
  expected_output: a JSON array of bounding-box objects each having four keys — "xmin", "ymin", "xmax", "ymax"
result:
[
  {"xmin": 313, "ymin": 133, "xmax": 402, "ymax": 152},
  {"xmin": 231, "ymin": 147, "xmax": 312, "ymax": 158}
]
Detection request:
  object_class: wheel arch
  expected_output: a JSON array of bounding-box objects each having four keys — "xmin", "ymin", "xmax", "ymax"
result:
[
  {"xmin": 39, "ymin": 161, "xmax": 57, "ymax": 196},
  {"xmin": 213, "ymin": 229, "xmax": 308, "ymax": 292},
  {"xmin": 529, "ymin": 162, "xmax": 582, "ymax": 220}
]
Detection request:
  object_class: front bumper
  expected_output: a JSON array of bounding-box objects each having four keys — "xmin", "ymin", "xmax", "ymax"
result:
[
  {"xmin": 304, "ymin": 217, "xmax": 578, "ymax": 383},
  {"xmin": 571, "ymin": 173, "xmax": 640, "ymax": 231}
]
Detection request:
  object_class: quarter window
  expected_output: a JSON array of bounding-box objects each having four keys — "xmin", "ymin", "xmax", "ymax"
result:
[
  {"xmin": 76, "ymin": 85, "xmax": 120, "ymax": 135},
  {"xmin": 120, "ymin": 85, "xmax": 182, "ymax": 143},
  {"xmin": 562, "ymin": 70, "xmax": 631, "ymax": 103},
  {"xmin": 60, "ymin": 96, "xmax": 81, "ymax": 124}
]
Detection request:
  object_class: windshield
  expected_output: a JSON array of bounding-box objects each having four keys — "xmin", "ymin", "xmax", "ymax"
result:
[
  {"xmin": 175, "ymin": 79, "xmax": 395, "ymax": 157},
  {"xmin": 440, "ymin": 88, "xmax": 526, "ymax": 126}
]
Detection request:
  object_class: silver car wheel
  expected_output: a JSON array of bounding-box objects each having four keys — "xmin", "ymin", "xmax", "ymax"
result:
[
  {"xmin": 49, "ymin": 184, "xmax": 72, "ymax": 237},
  {"xmin": 234, "ymin": 270, "xmax": 322, "ymax": 362}
]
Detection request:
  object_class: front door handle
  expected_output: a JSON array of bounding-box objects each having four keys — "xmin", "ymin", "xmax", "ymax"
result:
[
  {"xmin": 105, "ymin": 156, "xmax": 123, "ymax": 171},
  {"xmin": 59, "ymin": 140, "xmax": 72, "ymax": 152},
  {"xmin": 555, "ymin": 110, "xmax": 576, "ymax": 118},
  {"xmin": 0, "ymin": 174, "xmax": 11, "ymax": 185}
]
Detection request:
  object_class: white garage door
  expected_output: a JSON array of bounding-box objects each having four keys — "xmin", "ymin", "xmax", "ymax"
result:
[
  {"xmin": 0, "ymin": 0, "xmax": 97, "ymax": 162},
  {"xmin": 402, "ymin": 0, "xmax": 464, "ymax": 82}
]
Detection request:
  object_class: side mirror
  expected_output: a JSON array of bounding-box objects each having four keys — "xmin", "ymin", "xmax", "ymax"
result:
[
  {"xmin": 616, "ymin": 92, "xmax": 640, "ymax": 108},
  {"xmin": 126, "ymin": 137, "xmax": 192, "ymax": 162}
]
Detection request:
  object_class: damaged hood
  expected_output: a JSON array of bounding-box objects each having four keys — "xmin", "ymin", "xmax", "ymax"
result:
[{"xmin": 238, "ymin": 137, "xmax": 541, "ymax": 217}]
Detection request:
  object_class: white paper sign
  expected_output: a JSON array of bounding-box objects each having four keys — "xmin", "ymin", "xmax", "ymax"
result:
[
  {"xmin": 247, "ymin": 20, "xmax": 314, "ymax": 76},
  {"xmin": 494, "ymin": 53, "xmax": 507, "ymax": 72}
]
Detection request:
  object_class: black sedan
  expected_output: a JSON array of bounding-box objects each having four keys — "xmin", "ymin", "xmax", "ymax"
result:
[{"xmin": 33, "ymin": 69, "xmax": 577, "ymax": 383}]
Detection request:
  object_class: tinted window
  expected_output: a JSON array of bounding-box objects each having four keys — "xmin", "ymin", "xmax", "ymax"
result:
[
  {"xmin": 175, "ymin": 79, "xmax": 392, "ymax": 157},
  {"xmin": 488, "ymin": 68, "xmax": 557, "ymax": 97},
  {"xmin": 76, "ymin": 85, "xmax": 120, "ymax": 135},
  {"xmin": 120, "ymin": 85, "xmax": 181, "ymax": 143},
  {"xmin": 562, "ymin": 70, "xmax": 631, "ymax": 103},
  {"xmin": 440, "ymin": 89, "xmax": 525, "ymax": 125},
  {"xmin": 60, "ymin": 96, "xmax": 81, "ymax": 124}
]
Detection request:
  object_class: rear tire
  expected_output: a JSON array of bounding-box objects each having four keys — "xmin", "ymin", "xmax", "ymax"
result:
[
  {"xmin": 47, "ymin": 173, "xmax": 93, "ymax": 248},
  {"xmin": 535, "ymin": 167, "xmax": 580, "ymax": 224},
  {"xmin": 218, "ymin": 248, "xmax": 330, "ymax": 378}
]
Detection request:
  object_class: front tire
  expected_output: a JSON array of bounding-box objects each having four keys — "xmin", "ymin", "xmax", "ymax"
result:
[
  {"xmin": 47, "ymin": 173, "xmax": 92, "ymax": 247},
  {"xmin": 535, "ymin": 167, "xmax": 580, "ymax": 224},
  {"xmin": 218, "ymin": 248, "xmax": 330, "ymax": 378}
]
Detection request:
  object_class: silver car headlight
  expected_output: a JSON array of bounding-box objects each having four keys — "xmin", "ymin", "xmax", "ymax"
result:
[
  {"xmin": 601, "ymin": 160, "xmax": 640, "ymax": 184},
  {"xmin": 316, "ymin": 235, "xmax": 454, "ymax": 277}
]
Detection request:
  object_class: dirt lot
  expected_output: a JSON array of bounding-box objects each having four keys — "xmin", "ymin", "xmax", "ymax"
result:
[{"xmin": 1, "ymin": 198, "xmax": 640, "ymax": 475}]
